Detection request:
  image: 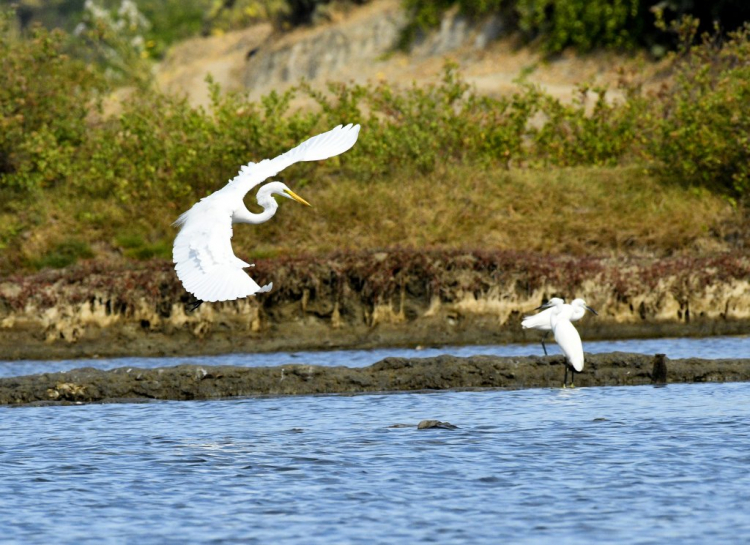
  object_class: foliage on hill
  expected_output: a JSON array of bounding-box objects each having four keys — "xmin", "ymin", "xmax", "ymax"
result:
[
  {"xmin": 0, "ymin": 11, "xmax": 748, "ymax": 272},
  {"xmin": 3, "ymin": 0, "xmax": 368, "ymax": 59},
  {"xmin": 401, "ymin": 0, "xmax": 750, "ymax": 53}
]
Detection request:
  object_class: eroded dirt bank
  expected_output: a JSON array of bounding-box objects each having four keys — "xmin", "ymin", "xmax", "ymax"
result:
[
  {"xmin": 1, "ymin": 251, "xmax": 749, "ymax": 360},
  {"xmin": 2, "ymin": 353, "xmax": 750, "ymax": 406}
]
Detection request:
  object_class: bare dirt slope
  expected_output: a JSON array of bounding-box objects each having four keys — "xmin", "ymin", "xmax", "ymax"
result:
[{"xmin": 157, "ymin": 0, "xmax": 654, "ymax": 108}]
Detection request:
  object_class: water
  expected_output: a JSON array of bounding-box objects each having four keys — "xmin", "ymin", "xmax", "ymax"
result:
[
  {"xmin": 2, "ymin": 382, "xmax": 749, "ymax": 543},
  {"xmin": 1, "ymin": 335, "xmax": 748, "ymax": 379}
]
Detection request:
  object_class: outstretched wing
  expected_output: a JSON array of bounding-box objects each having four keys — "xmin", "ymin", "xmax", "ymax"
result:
[
  {"xmin": 173, "ymin": 124, "xmax": 360, "ymax": 302},
  {"xmin": 222, "ymin": 123, "xmax": 361, "ymax": 198},
  {"xmin": 521, "ymin": 307, "xmax": 554, "ymax": 331},
  {"xmin": 172, "ymin": 204, "xmax": 272, "ymax": 302}
]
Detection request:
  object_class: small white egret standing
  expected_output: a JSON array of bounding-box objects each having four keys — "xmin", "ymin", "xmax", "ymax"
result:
[
  {"xmin": 536, "ymin": 298, "xmax": 585, "ymax": 387},
  {"xmin": 522, "ymin": 297, "xmax": 597, "ymax": 355},
  {"xmin": 173, "ymin": 124, "xmax": 361, "ymax": 308}
]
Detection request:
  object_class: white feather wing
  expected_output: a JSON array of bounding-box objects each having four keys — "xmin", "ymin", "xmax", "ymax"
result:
[
  {"xmin": 172, "ymin": 204, "xmax": 271, "ymax": 302},
  {"xmin": 521, "ymin": 307, "xmax": 554, "ymax": 331},
  {"xmin": 523, "ymin": 302, "xmax": 586, "ymax": 331},
  {"xmin": 223, "ymin": 123, "xmax": 361, "ymax": 198},
  {"xmin": 552, "ymin": 317, "xmax": 584, "ymax": 372},
  {"xmin": 172, "ymin": 124, "xmax": 360, "ymax": 302}
]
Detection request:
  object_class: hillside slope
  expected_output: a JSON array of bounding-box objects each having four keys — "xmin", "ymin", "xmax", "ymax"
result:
[{"xmin": 157, "ymin": 0, "xmax": 655, "ymax": 107}]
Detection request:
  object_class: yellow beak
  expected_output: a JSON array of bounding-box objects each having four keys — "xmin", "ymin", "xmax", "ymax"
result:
[{"xmin": 283, "ymin": 188, "xmax": 311, "ymax": 207}]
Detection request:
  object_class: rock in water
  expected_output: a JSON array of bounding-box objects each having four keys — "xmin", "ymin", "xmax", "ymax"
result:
[{"xmin": 417, "ymin": 420, "xmax": 458, "ymax": 430}]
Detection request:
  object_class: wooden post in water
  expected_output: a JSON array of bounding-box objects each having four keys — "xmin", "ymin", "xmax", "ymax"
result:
[{"xmin": 651, "ymin": 353, "xmax": 668, "ymax": 384}]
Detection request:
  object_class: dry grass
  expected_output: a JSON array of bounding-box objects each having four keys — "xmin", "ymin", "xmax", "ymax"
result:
[
  {"xmin": 3, "ymin": 163, "xmax": 738, "ymax": 273},
  {"xmin": 237, "ymin": 164, "xmax": 736, "ymax": 259}
]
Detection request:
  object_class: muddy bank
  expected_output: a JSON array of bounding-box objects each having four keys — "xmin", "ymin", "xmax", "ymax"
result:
[
  {"xmin": 1, "ymin": 251, "xmax": 749, "ymax": 360},
  {"xmin": 2, "ymin": 352, "xmax": 749, "ymax": 406}
]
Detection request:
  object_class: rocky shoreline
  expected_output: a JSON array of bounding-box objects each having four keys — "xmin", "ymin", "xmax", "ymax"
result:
[
  {"xmin": 2, "ymin": 251, "xmax": 750, "ymax": 361},
  {"xmin": 2, "ymin": 352, "xmax": 750, "ymax": 406}
]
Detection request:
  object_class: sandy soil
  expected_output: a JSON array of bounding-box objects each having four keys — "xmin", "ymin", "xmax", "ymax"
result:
[{"xmin": 155, "ymin": 0, "xmax": 661, "ymax": 108}]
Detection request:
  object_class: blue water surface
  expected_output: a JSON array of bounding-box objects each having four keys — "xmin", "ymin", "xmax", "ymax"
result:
[
  {"xmin": 1, "ymin": 381, "xmax": 749, "ymax": 544},
  {"xmin": 1, "ymin": 335, "xmax": 748, "ymax": 378}
]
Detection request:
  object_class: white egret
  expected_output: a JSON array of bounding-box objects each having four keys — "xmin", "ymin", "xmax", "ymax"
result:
[
  {"xmin": 173, "ymin": 124, "xmax": 361, "ymax": 307},
  {"xmin": 521, "ymin": 297, "xmax": 597, "ymax": 355},
  {"xmin": 535, "ymin": 298, "xmax": 585, "ymax": 387}
]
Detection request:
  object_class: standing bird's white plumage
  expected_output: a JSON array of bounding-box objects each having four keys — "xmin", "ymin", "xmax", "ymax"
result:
[
  {"xmin": 522, "ymin": 297, "xmax": 597, "ymax": 355},
  {"xmin": 551, "ymin": 305, "xmax": 584, "ymax": 373},
  {"xmin": 539, "ymin": 298, "xmax": 585, "ymax": 387},
  {"xmin": 173, "ymin": 124, "xmax": 361, "ymax": 304}
]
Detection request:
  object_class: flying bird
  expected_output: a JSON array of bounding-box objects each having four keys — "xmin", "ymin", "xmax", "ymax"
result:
[
  {"xmin": 173, "ymin": 124, "xmax": 361, "ymax": 307},
  {"xmin": 522, "ymin": 297, "xmax": 597, "ymax": 355}
]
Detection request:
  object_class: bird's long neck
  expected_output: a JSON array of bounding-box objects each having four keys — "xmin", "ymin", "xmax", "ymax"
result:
[
  {"xmin": 549, "ymin": 302, "xmax": 568, "ymax": 327},
  {"xmin": 232, "ymin": 195, "xmax": 278, "ymax": 225}
]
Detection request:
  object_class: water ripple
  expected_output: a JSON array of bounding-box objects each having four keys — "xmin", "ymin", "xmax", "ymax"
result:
[
  {"xmin": 3, "ymin": 382, "xmax": 750, "ymax": 543},
  {"xmin": 1, "ymin": 335, "xmax": 748, "ymax": 378}
]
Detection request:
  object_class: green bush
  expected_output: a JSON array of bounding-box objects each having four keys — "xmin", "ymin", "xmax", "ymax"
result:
[
  {"xmin": 73, "ymin": 63, "xmax": 539, "ymax": 205},
  {"xmin": 77, "ymin": 78, "xmax": 322, "ymax": 205},
  {"xmin": 34, "ymin": 240, "xmax": 94, "ymax": 269},
  {"xmin": 516, "ymin": 0, "xmax": 641, "ymax": 52},
  {"xmin": 0, "ymin": 11, "xmax": 105, "ymax": 196},
  {"xmin": 531, "ymin": 84, "xmax": 648, "ymax": 167},
  {"xmin": 116, "ymin": 232, "xmax": 171, "ymax": 259},
  {"xmin": 302, "ymin": 64, "xmax": 541, "ymax": 176},
  {"xmin": 7, "ymin": 0, "xmax": 371, "ymax": 52},
  {"xmin": 3, "ymin": 16, "xmax": 749, "ymax": 210},
  {"xmin": 400, "ymin": 0, "xmax": 750, "ymax": 53},
  {"xmin": 645, "ymin": 24, "xmax": 750, "ymax": 196}
]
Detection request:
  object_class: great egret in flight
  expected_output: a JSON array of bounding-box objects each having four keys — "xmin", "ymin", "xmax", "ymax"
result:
[
  {"xmin": 173, "ymin": 124, "xmax": 361, "ymax": 307},
  {"xmin": 536, "ymin": 298, "xmax": 585, "ymax": 387},
  {"xmin": 522, "ymin": 298, "xmax": 597, "ymax": 355}
]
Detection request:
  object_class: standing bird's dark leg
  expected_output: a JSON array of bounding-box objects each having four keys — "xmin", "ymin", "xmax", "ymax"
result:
[
  {"xmin": 563, "ymin": 365, "xmax": 568, "ymax": 389},
  {"xmin": 541, "ymin": 331, "xmax": 550, "ymax": 356},
  {"xmin": 189, "ymin": 299, "xmax": 204, "ymax": 312}
]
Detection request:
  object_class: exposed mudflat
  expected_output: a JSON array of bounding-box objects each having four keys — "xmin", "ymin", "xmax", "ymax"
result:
[{"xmin": 3, "ymin": 352, "xmax": 750, "ymax": 406}]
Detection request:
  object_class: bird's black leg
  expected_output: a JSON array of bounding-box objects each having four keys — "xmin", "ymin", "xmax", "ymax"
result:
[
  {"xmin": 563, "ymin": 365, "xmax": 568, "ymax": 388},
  {"xmin": 541, "ymin": 331, "xmax": 550, "ymax": 356},
  {"xmin": 189, "ymin": 299, "xmax": 204, "ymax": 312}
]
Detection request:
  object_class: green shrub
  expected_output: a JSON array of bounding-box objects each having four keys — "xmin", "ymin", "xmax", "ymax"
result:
[
  {"xmin": 516, "ymin": 0, "xmax": 641, "ymax": 52},
  {"xmin": 531, "ymin": 83, "xmax": 648, "ymax": 167},
  {"xmin": 0, "ymin": 11, "xmax": 105, "ymax": 196},
  {"xmin": 400, "ymin": 0, "xmax": 750, "ymax": 53},
  {"xmin": 116, "ymin": 233, "xmax": 171, "ymax": 259},
  {"xmin": 34, "ymin": 240, "xmax": 94, "ymax": 269},
  {"xmin": 78, "ymin": 78, "xmax": 322, "ymax": 205},
  {"xmin": 71, "ymin": 0, "xmax": 154, "ymax": 85},
  {"xmin": 136, "ymin": 0, "xmax": 210, "ymax": 56},
  {"xmin": 645, "ymin": 24, "xmax": 750, "ymax": 196},
  {"xmin": 303, "ymin": 63, "xmax": 541, "ymax": 176}
]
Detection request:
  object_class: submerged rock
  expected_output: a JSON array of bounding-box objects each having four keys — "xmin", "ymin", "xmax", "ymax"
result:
[
  {"xmin": 417, "ymin": 420, "xmax": 459, "ymax": 430},
  {"xmin": 2, "ymin": 352, "xmax": 750, "ymax": 406}
]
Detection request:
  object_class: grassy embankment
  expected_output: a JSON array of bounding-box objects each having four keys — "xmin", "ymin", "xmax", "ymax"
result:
[{"xmin": 0, "ymin": 11, "xmax": 748, "ymax": 276}]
